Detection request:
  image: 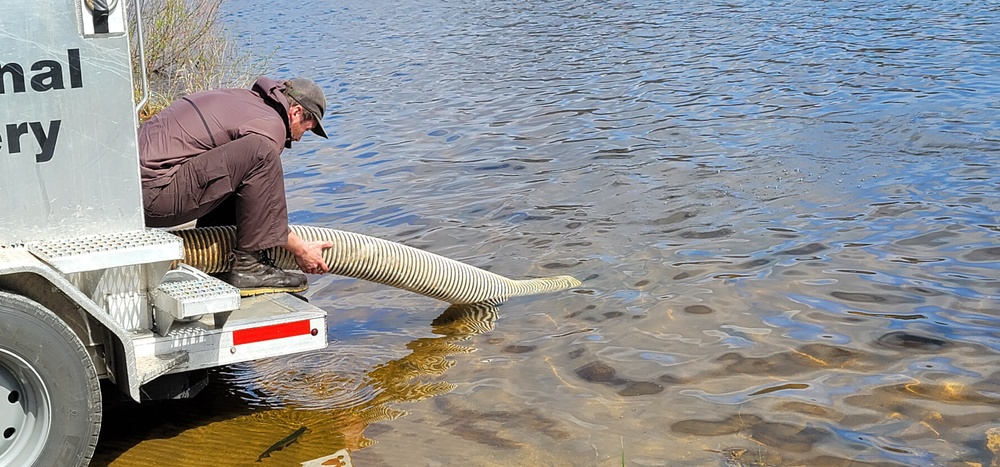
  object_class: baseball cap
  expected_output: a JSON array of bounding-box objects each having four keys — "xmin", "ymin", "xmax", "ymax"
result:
[{"xmin": 285, "ymin": 78, "xmax": 328, "ymax": 138}]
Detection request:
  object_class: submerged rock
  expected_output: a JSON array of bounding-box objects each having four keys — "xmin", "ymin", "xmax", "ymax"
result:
[
  {"xmin": 617, "ymin": 381, "xmax": 663, "ymax": 396},
  {"xmin": 876, "ymin": 331, "xmax": 950, "ymax": 350},
  {"xmin": 574, "ymin": 361, "xmax": 626, "ymax": 385}
]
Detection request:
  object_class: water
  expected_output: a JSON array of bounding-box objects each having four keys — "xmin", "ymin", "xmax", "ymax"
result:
[{"xmin": 95, "ymin": 0, "xmax": 1000, "ymax": 465}]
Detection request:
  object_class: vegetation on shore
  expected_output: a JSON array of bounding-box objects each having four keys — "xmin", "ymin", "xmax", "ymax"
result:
[{"xmin": 128, "ymin": 0, "xmax": 270, "ymax": 120}]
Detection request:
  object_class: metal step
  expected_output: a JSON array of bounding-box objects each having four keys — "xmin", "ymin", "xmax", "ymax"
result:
[
  {"xmin": 27, "ymin": 229, "xmax": 183, "ymax": 274},
  {"xmin": 151, "ymin": 264, "xmax": 240, "ymax": 335},
  {"xmin": 135, "ymin": 350, "xmax": 189, "ymax": 384}
]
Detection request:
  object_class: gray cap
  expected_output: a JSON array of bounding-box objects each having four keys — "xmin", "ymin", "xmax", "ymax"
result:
[{"xmin": 285, "ymin": 78, "xmax": 328, "ymax": 138}]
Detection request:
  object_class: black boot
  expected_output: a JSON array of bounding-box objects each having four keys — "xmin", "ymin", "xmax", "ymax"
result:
[{"xmin": 224, "ymin": 249, "xmax": 307, "ymax": 296}]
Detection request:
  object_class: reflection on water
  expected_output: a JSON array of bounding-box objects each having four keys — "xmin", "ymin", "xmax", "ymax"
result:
[
  {"xmin": 94, "ymin": 304, "xmax": 498, "ymax": 465},
  {"xmin": 96, "ymin": 0, "xmax": 1000, "ymax": 465}
]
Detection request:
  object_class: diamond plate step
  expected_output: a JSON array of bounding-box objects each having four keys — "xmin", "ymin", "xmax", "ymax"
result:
[
  {"xmin": 135, "ymin": 350, "xmax": 189, "ymax": 383},
  {"xmin": 154, "ymin": 278, "xmax": 240, "ymax": 319},
  {"xmin": 27, "ymin": 229, "xmax": 183, "ymax": 274},
  {"xmin": 152, "ymin": 264, "xmax": 240, "ymax": 335}
]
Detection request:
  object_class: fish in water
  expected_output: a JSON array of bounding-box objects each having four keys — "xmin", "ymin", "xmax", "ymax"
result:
[{"xmin": 257, "ymin": 426, "xmax": 308, "ymax": 462}]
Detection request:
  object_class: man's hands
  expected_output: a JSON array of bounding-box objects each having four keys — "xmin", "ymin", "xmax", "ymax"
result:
[{"xmin": 283, "ymin": 229, "xmax": 334, "ymax": 275}]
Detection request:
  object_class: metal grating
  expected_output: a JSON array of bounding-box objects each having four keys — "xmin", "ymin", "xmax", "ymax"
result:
[
  {"xmin": 28, "ymin": 229, "xmax": 183, "ymax": 273},
  {"xmin": 154, "ymin": 278, "xmax": 240, "ymax": 319},
  {"xmin": 158, "ymin": 279, "xmax": 238, "ymax": 301}
]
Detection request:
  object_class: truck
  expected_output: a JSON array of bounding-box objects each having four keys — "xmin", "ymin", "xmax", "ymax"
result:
[{"xmin": 0, "ymin": 2, "xmax": 328, "ymax": 465}]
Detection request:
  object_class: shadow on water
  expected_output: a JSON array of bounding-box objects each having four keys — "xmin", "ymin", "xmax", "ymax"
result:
[{"xmin": 92, "ymin": 303, "xmax": 499, "ymax": 466}]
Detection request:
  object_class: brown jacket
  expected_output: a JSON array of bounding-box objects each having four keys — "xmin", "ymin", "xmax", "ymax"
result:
[{"xmin": 138, "ymin": 77, "xmax": 293, "ymax": 188}]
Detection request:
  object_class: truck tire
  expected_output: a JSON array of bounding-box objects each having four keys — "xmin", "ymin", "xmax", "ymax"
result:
[{"xmin": 0, "ymin": 291, "xmax": 101, "ymax": 467}]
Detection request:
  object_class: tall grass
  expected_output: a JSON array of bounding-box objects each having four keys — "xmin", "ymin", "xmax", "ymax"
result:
[{"xmin": 127, "ymin": 0, "xmax": 271, "ymax": 120}]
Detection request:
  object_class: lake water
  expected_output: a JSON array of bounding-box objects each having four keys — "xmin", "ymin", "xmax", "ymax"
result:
[{"xmin": 95, "ymin": 0, "xmax": 1000, "ymax": 465}]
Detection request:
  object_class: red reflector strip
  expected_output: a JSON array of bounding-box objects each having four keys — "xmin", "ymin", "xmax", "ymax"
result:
[{"xmin": 233, "ymin": 320, "xmax": 312, "ymax": 345}]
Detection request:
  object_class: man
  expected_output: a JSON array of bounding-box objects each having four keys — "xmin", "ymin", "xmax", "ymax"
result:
[{"xmin": 138, "ymin": 76, "xmax": 333, "ymax": 294}]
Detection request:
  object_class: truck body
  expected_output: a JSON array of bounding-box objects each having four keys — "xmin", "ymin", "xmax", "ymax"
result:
[{"xmin": 0, "ymin": 2, "xmax": 328, "ymax": 465}]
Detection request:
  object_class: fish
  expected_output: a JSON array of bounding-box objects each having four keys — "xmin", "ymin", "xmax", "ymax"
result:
[{"xmin": 256, "ymin": 426, "xmax": 308, "ymax": 462}]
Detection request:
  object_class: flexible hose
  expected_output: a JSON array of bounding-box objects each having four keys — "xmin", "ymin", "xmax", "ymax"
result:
[{"xmin": 170, "ymin": 225, "xmax": 581, "ymax": 305}]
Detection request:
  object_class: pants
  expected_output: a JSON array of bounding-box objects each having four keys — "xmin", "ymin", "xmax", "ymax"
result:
[{"xmin": 142, "ymin": 134, "xmax": 289, "ymax": 252}]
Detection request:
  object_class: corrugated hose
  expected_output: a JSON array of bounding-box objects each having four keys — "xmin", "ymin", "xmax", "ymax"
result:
[{"xmin": 170, "ymin": 225, "xmax": 581, "ymax": 305}]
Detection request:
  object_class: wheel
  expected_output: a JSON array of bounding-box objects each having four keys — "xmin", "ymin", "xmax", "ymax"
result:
[{"xmin": 0, "ymin": 291, "xmax": 101, "ymax": 467}]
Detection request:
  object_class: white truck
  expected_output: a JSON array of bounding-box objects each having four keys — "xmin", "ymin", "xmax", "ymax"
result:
[{"xmin": 1, "ymin": 2, "xmax": 327, "ymax": 465}]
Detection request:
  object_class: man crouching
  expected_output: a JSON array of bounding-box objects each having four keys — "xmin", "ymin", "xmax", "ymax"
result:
[{"xmin": 139, "ymin": 77, "xmax": 333, "ymax": 294}]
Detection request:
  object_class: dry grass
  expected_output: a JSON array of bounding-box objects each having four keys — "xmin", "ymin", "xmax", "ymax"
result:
[{"xmin": 127, "ymin": 0, "xmax": 271, "ymax": 120}]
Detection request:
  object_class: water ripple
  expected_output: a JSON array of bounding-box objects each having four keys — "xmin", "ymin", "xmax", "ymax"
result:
[{"xmin": 158, "ymin": 0, "xmax": 1000, "ymax": 464}]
